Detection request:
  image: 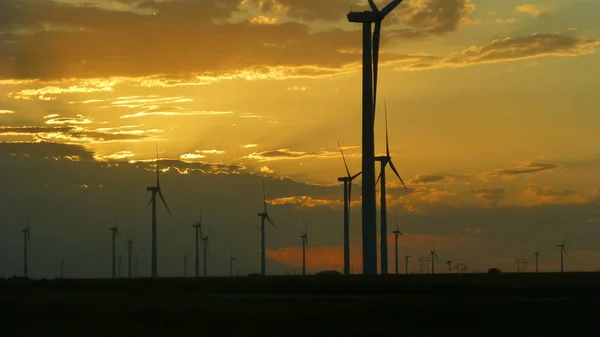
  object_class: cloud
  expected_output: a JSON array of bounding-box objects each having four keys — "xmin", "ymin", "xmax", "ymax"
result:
[
  {"xmin": 398, "ymin": 0, "xmax": 476, "ymax": 34},
  {"xmin": 6, "ymin": 79, "xmax": 120, "ymax": 100},
  {"xmin": 515, "ymin": 4, "xmax": 552, "ymax": 18},
  {"xmin": 286, "ymin": 86, "xmax": 310, "ymax": 91},
  {"xmin": 244, "ymin": 148, "xmax": 345, "ymax": 161},
  {"xmin": 260, "ymin": 166, "xmax": 275, "ymax": 174},
  {"xmin": 474, "ymin": 188, "xmax": 507, "ymax": 206},
  {"xmin": 479, "ymin": 162, "xmax": 558, "ymax": 181},
  {"xmin": 267, "ymin": 195, "xmax": 341, "ymax": 209},
  {"xmin": 44, "ymin": 114, "xmax": 93, "ymax": 125},
  {"xmin": 250, "ymin": 16, "xmax": 277, "ymax": 25},
  {"xmin": 408, "ymin": 173, "xmax": 466, "ymax": 185},
  {"xmin": 242, "ymin": 144, "xmax": 259, "ymax": 149},
  {"xmin": 0, "ymin": 109, "xmax": 14, "ymax": 114},
  {"xmin": 403, "ymin": 33, "xmax": 600, "ymax": 71},
  {"xmin": 120, "ymin": 110, "xmax": 233, "ymax": 119},
  {"xmin": 517, "ymin": 185, "xmax": 600, "ymax": 206}
]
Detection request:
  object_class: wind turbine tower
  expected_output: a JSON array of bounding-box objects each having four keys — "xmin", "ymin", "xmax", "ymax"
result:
[
  {"xmin": 301, "ymin": 227, "xmax": 308, "ymax": 276},
  {"xmin": 347, "ymin": 0, "xmax": 405, "ymax": 275},
  {"xmin": 337, "ymin": 142, "xmax": 362, "ymax": 275},
  {"xmin": 430, "ymin": 240, "xmax": 439, "ymax": 275},
  {"xmin": 193, "ymin": 207, "xmax": 203, "ymax": 278},
  {"xmin": 126, "ymin": 236, "xmax": 136, "ymax": 278},
  {"xmin": 534, "ymin": 245, "xmax": 540, "ymax": 273},
  {"xmin": 146, "ymin": 146, "xmax": 173, "ymax": 278},
  {"xmin": 183, "ymin": 253, "xmax": 189, "ymax": 277},
  {"xmin": 230, "ymin": 251, "xmax": 237, "ymax": 277},
  {"xmin": 404, "ymin": 254, "xmax": 410, "ymax": 275},
  {"xmin": 22, "ymin": 217, "xmax": 31, "ymax": 278},
  {"xmin": 392, "ymin": 216, "xmax": 403, "ymax": 275},
  {"xmin": 375, "ymin": 101, "xmax": 408, "ymax": 275},
  {"xmin": 257, "ymin": 179, "xmax": 276, "ymax": 276},
  {"xmin": 200, "ymin": 223, "xmax": 211, "ymax": 277},
  {"xmin": 109, "ymin": 213, "xmax": 120, "ymax": 279},
  {"xmin": 557, "ymin": 233, "xmax": 568, "ymax": 273}
]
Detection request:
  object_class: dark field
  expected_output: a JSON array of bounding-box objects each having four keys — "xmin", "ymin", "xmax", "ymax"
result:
[{"xmin": 3, "ymin": 272, "xmax": 600, "ymax": 336}]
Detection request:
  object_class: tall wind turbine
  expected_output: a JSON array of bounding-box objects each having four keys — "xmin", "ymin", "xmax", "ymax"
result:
[
  {"xmin": 200, "ymin": 224, "xmax": 211, "ymax": 277},
  {"xmin": 404, "ymin": 253, "xmax": 410, "ymax": 275},
  {"xmin": 146, "ymin": 146, "xmax": 172, "ymax": 278},
  {"xmin": 337, "ymin": 142, "xmax": 362, "ymax": 275},
  {"xmin": 257, "ymin": 179, "xmax": 275, "ymax": 276},
  {"xmin": 376, "ymin": 101, "xmax": 408, "ymax": 275},
  {"xmin": 430, "ymin": 239, "xmax": 439, "ymax": 275},
  {"xmin": 126, "ymin": 236, "xmax": 136, "ymax": 278},
  {"xmin": 301, "ymin": 226, "xmax": 308, "ymax": 276},
  {"xmin": 230, "ymin": 250, "xmax": 236, "ymax": 277},
  {"xmin": 109, "ymin": 213, "xmax": 120, "ymax": 279},
  {"xmin": 348, "ymin": 0, "xmax": 405, "ymax": 275},
  {"xmin": 391, "ymin": 216, "xmax": 403, "ymax": 275},
  {"xmin": 193, "ymin": 206, "xmax": 203, "ymax": 278},
  {"xmin": 22, "ymin": 217, "xmax": 31, "ymax": 278},
  {"xmin": 557, "ymin": 233, "xmax": 568, "ymax": 273},
  {"xmin": 534, "ymin": 244, "xmax": 540, "ymax": 273}
]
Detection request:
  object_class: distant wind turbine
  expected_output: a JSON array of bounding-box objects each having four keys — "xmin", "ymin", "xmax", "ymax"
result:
[
  {"xmin": 230, "ymin": 250, "xmax": 237, "ymax": 277},
  {"xmin": 200, "ymin": 222, "xmax": 211, "ymax": 277},
  {"xmin": 337, "ymin": 141, "xmax": 362, "ymax": 275},
  {"xmin": 126, "ymin": 236, "xmax": 136, "ymax": 278},
  {"xmin": 391, "ymin": 216, "xmax": 403, "ymax": 275},
  {"xmin": 376, "ymin": 101, "xmax": 408, "ymax": 275},
  {"xmin": 557, "ymin": 233, "xmax": 568, "ymax": 273},
  {"xmin": 109, "ymin": 213, "xmax": 120, "ymax": 279},
  {"xmin": 347, "ymin": 0, "xmax": 405, "ymax": 275},
  {"xmin": 404, "ymin": 253, "xmax": 410, "ymax": 275},
  {"xmin": 534, "ymin": 244, "xmax": 540, "ymax": 273},
  {"xmin": 430, "ymin": 239, "xmax": 439, "ymax": 275},
  {"xmin": 193, "ymin": 206, "xmax": 203, "ymax": 278},
  {"xmin": 22, "ymin": 216, "xmax": 31, "ymax": 278},
  {"xmin": 257, "ymin": 179, "xmax": 275, "ymax": 276},
  {"xmin": 146, "ymin": 145, "xmax": 172, "ymax": 278},
  {"xmin": 301, "ymin": 226, "xmax": 309, "ymax": 276}
]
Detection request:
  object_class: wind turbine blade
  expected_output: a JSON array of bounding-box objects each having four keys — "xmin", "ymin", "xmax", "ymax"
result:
[
  {"xmin": 266, "ymin": 214, "xmax": 276, "ymax": 228},
  {"xmin": 337, "ymin": 141, "xmax": 352, "ymax": 177},
  {"xmin": 351, "ymin": 171, "xmax": 362, "ymax": 180},
  {"xmin": 158, "ymin": 190, "xmax": 172, "ymax": 217},
  {"xmin": 384, "ymin": 100, "xmax": 390, "ymax": 156},
  {"xmin": 380, "ymin": 0, "xmax": 404, "ymax": 17},
  {"xmin": 375, "ymin": 170, "xmax": 383, "ymax": 186},
  {"xmin": 372, "ymin": 20, "xmax": 381, "ymax": 122},
  {"xmin": 147, "ymin": 195, "xmax": 154, "ymax": 206},
  {"xmin": 388, "ymin": 160, "xmax": 407, "ymax": 189},
  {"xmin": 368, "ymin": 0, "xmax": 380, "ymax": 13}
]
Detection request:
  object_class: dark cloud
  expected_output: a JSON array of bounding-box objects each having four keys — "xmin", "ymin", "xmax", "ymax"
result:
[
  {"xmin": 0, "ymin": 124, "xmax": 157, "ymax": 144},
  {"xmin": 492, "ymin": 162, "xmax": 558, "ymax": 176},
  {"xmin": 404, "ymin": 33, "xmax": 600, "ymax": 70},
  {"xmin": 474, "ymin": 188, "xmax": 507, "ymax": 206},
  {"xmin": 398, "ymin": 0, "xmax": 476, "ymax": 34}
]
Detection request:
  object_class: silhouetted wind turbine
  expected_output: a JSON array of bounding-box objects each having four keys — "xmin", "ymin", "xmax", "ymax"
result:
[
  {"xmin": 257, "ymin": 179, "xmax": 275, "ymax": 276},
  {"xmin": 533, "ymin": 244, "xmax": 540, "ymax": 273},
  {"xmin": 301, "ymin": 226, "xmax": 308, "ymax": 276},
  {"xmin": 200, "ymin": 223, "xmax": 211, "ymax": 277},
  {"xmin": 230, "ymin": 250, "xmax": 236, "ymax": 277},
  {"xmin": 347, "ymin": 0, "xmax": 405, "ymax": 275},
  {"xmin": 557, "ymin": 233, "xmax": 568, "ymax": 272},
  {"xmin": 337, "ymin": 142, "xmax": 362, "ymax": 275},
  {"xmin": 391, "ymin": 216, "xmax": 403, "ymax": 275},
  {"xmin": 193, "ymin": 206, "xmax": 203, "ymax": 278},
  {"xmin": 183, "ymin": 253, "xmax": 190, "ymax": 277},
  {"xmin": 22, "ymin": 216, "xmax": 31, "ymax": 278},
  {"xmin": 126, "ymin": 236, "xmax": 136, "ymax": 278},
  {"xmin": 146, "ymin": 146, "xmax": 172, "ymax": 278},
  {"xmin": 109, "ymin": 213, "xmax": 120, "ymax": 279},
  {"xmin": 404, "ymin": 253, "xmax": 410, "ymax": 275},
  {"xmin": 430, "ymin": 239, "xmax": 439, "ymax": 275},
  {"xmin": 376, "ymin": 101, "xmax": 408, "ymax": 275}
]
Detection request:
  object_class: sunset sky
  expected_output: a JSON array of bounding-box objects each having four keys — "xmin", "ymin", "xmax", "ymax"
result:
[{"xmin": 1, "ymin": 0, "xmax": 599, "ymax": 278}]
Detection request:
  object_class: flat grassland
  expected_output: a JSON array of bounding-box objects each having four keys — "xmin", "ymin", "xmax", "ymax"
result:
[{"xmin": 2, "ymin": 272, "xmax": 599, "ymax": 337}]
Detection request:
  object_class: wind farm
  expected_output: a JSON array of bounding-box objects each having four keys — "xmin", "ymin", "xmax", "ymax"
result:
[{"xmin": 1, "ymin": 0, "xmax": 600, "ymax": 336}]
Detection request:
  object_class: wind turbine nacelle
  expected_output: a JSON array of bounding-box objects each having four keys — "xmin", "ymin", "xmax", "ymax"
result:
[
  {"xmin": 337, "ymin": 177, "xmax": 349, "ymax": 182},
  {"xmin": 347, "ymin": 11, "xmax": 377, "ymax": 23}
]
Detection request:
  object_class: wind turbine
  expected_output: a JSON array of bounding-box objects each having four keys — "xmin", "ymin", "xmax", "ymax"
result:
[
  {"xmin": 446, "ymin": 260, "xmax": 452, "ymax": 273},
  {"xmin": 337, "ymin": 141, "xmax": 362, "ymax": 275},
  {"xmin": 193, "ymin": 206, "xmax": 203, "ymax": 278},
  {"xmin": 301, "ymin": 226, "xmax": 309, "ymax": 276},
  {"xmin": 404, "ymin": 253, "xmax": 410, "ymax": 275},
  {"xmin": 557, "ymin": 233, "xmax": 568, "ymax": 273},
  {"xmin": 109, "ymin": 213, "xmax": 120, "ymax": 279},
  {"xmin": 200, "ymin": 223, "xmax": 211, "ymax": 277},
  {"xmin": 183, "ymin": 253, "xmax": 189, "ymax": 278},
  {"xmin": 257, "ymin": 179, "xmax": 275, "ymax": 276},
  {"xmin": 348, "ymin": 0, "xmax": 405, "ymax": 275},
  {"xmin": 376, "ymin": 101, "xmax": 408, "ymax": 275},
  {"xmin": 534, "ymin": 244, "xmax": 540, "ymax": 273},
  {"xmin": 391, "ymin": 216, "xmax": 403, "ymax": 275},
  {"xmin": 230, "ymin": 250, "xmax": 237, "ymax": 277},
  {"xmin": 21, "ymin": 216, "xmax": 31, "ymax": 278},
  {"xmin": 126, "ymin": 236, "xmax": 136, "ymax": 278},
  {"xmin": 430, "ymin": 239, "xmax": 439, "ymax": 275},
  {"xmin": 146, "ymin": 145, "xmax": 172, "ymax": 278}
]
